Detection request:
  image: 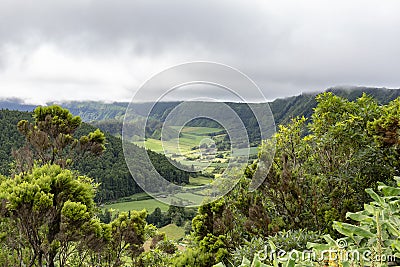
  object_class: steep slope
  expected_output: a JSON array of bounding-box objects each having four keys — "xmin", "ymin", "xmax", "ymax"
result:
[
  {"xmin": 269, "ymin": 87, "xmax": 400, "ymax": 125},
  {"xmin": 92, "ymin": 87, "xmax": 400, "ymax": 145},
  {"xmin": 0, "ymin": 109, "xmax": 189, "ymax": 202},
  {"xmin": 2, "ymin": 87, "xmax": 400, "ymax": 126},
  {"xmin": 0, "ymin": 110, "xmax": 32, "ymax": 175},
  {"xmin": 0, "ymin": 99, "xmax": 36, "ymax": 112}
]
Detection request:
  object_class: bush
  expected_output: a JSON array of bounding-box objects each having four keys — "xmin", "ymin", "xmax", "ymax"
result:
[{"xmin": 231, "ymin": 229, "xmax": 322, "ymax": 266}]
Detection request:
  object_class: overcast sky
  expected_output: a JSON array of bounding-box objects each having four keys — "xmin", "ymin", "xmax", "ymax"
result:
[{"xmin": 0, "ymin": 0, "xmax": 399, "ymax": 104}]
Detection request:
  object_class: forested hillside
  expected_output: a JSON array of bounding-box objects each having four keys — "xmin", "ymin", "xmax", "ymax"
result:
[
  {"xmin": 0, "ymin": 109, "xmax": 189, "ymax": 202},
  {"xmin": 0, "ymin": 99, "xmax": 37, "ymax": 111},
  {"xmin": 3, "ymin": 87, "xmax": 400, "ymax": 125},
  {"xmin": 2, "ymin": 87, "xmax": 400, "ymax": 143},
  {"xmin": 74, "ymin": 123, "xmax": 190, "ymax": 202},
  {"xmin": 61, "ymin": 87, "xmax": 400, "ymax": 125},
  {"xmin": 269, "ymin": 86, "xmax": 400, "ymax": 125},
  {"xmin": 72, "ymin": 87, "xmax": 400, "ymax": 137},
  {"xmin": 49, "ymin": 101, "xmax": 128, "ymax": 122},
  {"xmin": 0, "ymin": 110, "xmax": 32, "ymax": 174}
]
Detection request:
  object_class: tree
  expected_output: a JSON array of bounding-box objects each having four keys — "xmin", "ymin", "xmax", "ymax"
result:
[
  {"xmin": 191, "ymin": 93, "xmax": 400, "ymax": 266},
  {"xmin": 167, "ymin": 204, "xmax": 185, "ymax": 227},
  {"xmin": 0, "ymin": 164, "xmax": 97, "ymax": 267},
  {"xmin": 256, "ymin": 93, "xmax": 396, "ymax": 233},
  {"xmin": 368, "ymin": 97, "xmax": 400, "ymax": 167},
  {"xmin": 147, "ymin": 207, "xmax": 168, "ymax": 228},
  {"xmin": 13, "ymin": 105, "xmax": 106, "ymax": 173},
  {"xmin": 107, "ymin": 210, "xmax": 147, "ymax": 266}
]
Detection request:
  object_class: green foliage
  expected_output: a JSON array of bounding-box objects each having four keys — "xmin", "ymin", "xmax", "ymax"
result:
[
  {"xmin": 231, "ymin": 230, "xmax": 322, "ymax": 266},
  {"xmin": 0, "ymin": 109, "xmax": 31, "ymax": 176},
  {"xmin": 328, "ymin": 177, "xmax": 400, "ymax": 265},
  {"xmin": 138, "ymin": 248, "xmax": 174, "ymax": 267},
  {"xmin": 0, "ymin": 109, "xmax": 190, "ymax": 202},
  {"xmin": 214, "ymin": 254, "xmax": 269, "ymax": 267},
  {"xmin": 1, "ymin": 89, "xmax": 400, "ymax": 266},
  {"xmin": 50, "ymin": 101, "xmax": 128, "ymax": 122},
  {"xmin": 0, "ymin": 164, "xmax": 96, "ymax": 266},
  {"xmin": 14, "ymin": 105, "xmax": 106, "ymax": 172},
  {"xmin": 73, "ymin": 123, "xmax": 190, "ymax": 202},
  {"xmin": 108, "ymin": 210, "xmax": 147, "ymax": 261},
  {"xmin": 190, "ymin": 176, "xmax": 278, "ymax": 266},
  {"xmin": 221, "ymin": 177, "xmax": 400, "ymax": 267},
  {"xmin": 147, "ymin": 207, "xmax": 168, "ymax": 227},
  {"xmin": 269, "ymin": 87, "xmax": 400, "ymax": 126},
  {"xmin": 256, "ymin": 93, "xmax": 397, "ymax": 234},
  {"xmin": 173, "ymin": 247, "xmax": 215, "ymax": 267},
  {"xmin": 193, "ymin": 92, "xmax": 400, "ymax": 266},
  {"xmin": 298, "ymin": 177, "xmax": 400, "ymax": 267},
  {"xmin": 147, "ymin": 205, "xmax": 191, "ymax": 227}
]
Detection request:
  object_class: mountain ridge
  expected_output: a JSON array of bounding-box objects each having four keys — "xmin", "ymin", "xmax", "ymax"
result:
[{"xmin": 3, "ymin": 86, "xmax": 400, "ymax": 123}]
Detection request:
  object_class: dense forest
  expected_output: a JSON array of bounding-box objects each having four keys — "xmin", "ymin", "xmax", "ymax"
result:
[
  {"xmin": 0, "ymin": 88, "xmax": 400, "ymax": 266},
  {"xmin": 80, "ymin": 87, "xmax": 400, "ymax": 142},
  {"xmin": 0, "ymin": 109, "xmax": 189, "ymax": 202}
]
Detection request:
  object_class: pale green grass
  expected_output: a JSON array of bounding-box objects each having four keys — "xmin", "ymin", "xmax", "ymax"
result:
[
  {"xmin": 141, "ymin": 139, "xmax": 164, "ymax": 152},
  {"xmin": 136, "ymin": 134, "xmax": 206, "ymax": 154},
  {"xmin": 188, "ymin": 176, "xmax": 213, "ymax": 185},
  {"xmin": 135, "ymin": 126, "xmax": 225, "ymax": 155},
  {"xmin": 173, "ymin": 126, "xmax": 223, "ymax": 135},
  {"xmin": 160, "ymin": 224, "xmax": 186, "ymax": 240},
  {"xmin": 232, "ymin": 147, "xmax": 259, "ymax": 156},
  {"xmin": 174, "ymin": 192, "xmax": 205, "ymax": 204},
  {"xmin": 105, "ymin": 198, "xmax": 169, "ymax": 213}
]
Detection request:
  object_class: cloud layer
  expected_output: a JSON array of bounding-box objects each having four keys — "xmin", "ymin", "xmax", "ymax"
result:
[{"xmin": 0, "ymin": 0, "xmax": 399, "ymax": 103}]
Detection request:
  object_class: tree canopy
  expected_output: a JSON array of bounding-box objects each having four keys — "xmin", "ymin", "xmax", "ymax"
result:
[{"xmin": 14, "ymin": 105, "xmax": 106, "ymax": 173}]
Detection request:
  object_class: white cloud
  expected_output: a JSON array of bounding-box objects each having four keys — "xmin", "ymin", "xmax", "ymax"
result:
[{"xmin": 0, "ymin": 0, "xmax": 399, "ymax": 103}]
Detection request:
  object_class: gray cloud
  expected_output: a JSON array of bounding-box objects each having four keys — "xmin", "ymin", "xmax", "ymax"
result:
[{"xmin": 0, "ymin": 0, "xmax": 399, "ymax": 103}]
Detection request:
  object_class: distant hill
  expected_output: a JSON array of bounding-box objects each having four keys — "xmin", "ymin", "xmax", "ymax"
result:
[
  {"xmin": 3, "ymin": 87, "xmax": 399, "ymax": 125},
  {"xmin": 47, "ymin": 101, "xmax": 129, "ymax": 122},
  {"xmin": 270, "ymin": 87, "xmax": 400, "ymax": 125},
  {"xmin": 0, "ymin": 99, "xmax": 37, "ymax": 112},
  {"xmin": 51, "ymin": 87, "xmax": 400, "ymax": 143}
]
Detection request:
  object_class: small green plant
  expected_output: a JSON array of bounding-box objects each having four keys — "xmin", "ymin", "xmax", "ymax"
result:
[
  {"xmin": 232, "ymin": 230, "xmax": 322, "ymax": 266},
  {"xmin": 216, "ymin": 177, "xmax": 400, "ymax": 267}
]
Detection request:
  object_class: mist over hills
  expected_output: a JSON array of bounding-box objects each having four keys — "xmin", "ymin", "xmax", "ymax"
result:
[
  {"xmin": 2, "ymin": 86, "xmax": 400, "ymax": 145},
  {"xmin": 3, "ymin": 86, "xmax": 399, "ymax": 124}
]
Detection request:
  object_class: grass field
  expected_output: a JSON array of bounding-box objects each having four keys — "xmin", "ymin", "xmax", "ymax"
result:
[
  {"xmin": 233, "ymin": 146, "xmax": 259, "ymax": 156},
  {"xmin": 135, "ymin": 126, "xmax": 223, "ymax": 153},
  {"xmin": 188, "ymin": 176, "xmax": 213, "ymax": 186},
  {"xmin": 104, "ymin": 198, "xmax": 169, "ymax": 213},
  {"xmin": 160, "ymin": 224, "xmax": 186, "ymax": 240},
  {"xmin": 174, "ymin": 126, "xmax": 224, "ymax": 135}
]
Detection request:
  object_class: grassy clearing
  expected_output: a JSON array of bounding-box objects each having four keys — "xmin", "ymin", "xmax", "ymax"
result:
[
  {"xmin": 136, "ymin": 135, "xmax": 202, "ymax": 154},
  {"xmin": 188, "ymin": 176, "xmax": 213, "ymax": 186},
  {"xmin": 174, "ymin": 126, "xmax": 224, "ymax": 135},
  {"xmin": 233, "ymin": 146, "xmax": 259, "ymax": 156},
  {"xmin": 160, "ymin": 224, "xmax": 186, "ymax": 240},
  {"xmin": 135, "ymin": 126, "xmax": 223, "ymax": 154},
  {"xmin": 141, "ymin": 138, "xmax": 164, "ymax": 152},
  {"xmin": 104, "ymin": 198, "xmax": 169, "ymax": 213},
  {"xmin": 173, "ymin": 192, "xmax": 205, "ymax": 205}
]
